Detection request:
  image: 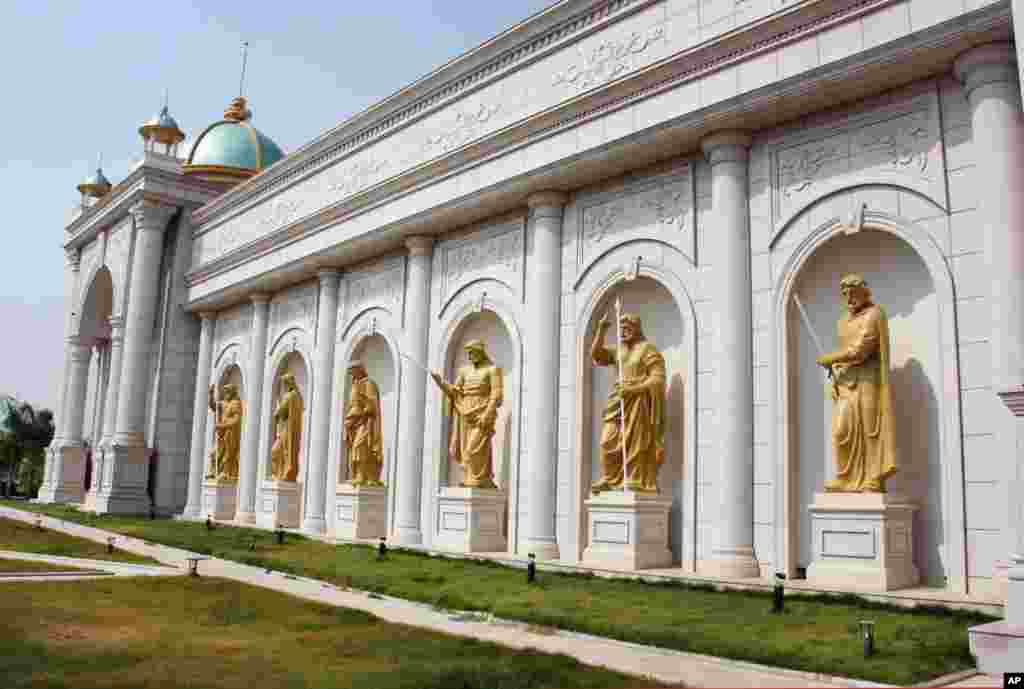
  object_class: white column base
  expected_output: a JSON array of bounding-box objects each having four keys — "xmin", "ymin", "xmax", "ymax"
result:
[
  {"xmin": 202, "ymin": 480, "xmax": 238, "ymax": 521},
  {"xmin": 233, "ymin": 511, "xmax": 257, "ymax": 526},
  {"xmin": 806, "ymin": 492, "xmax": 920, "ymax": 592},
  {"xmin": 390, "ymin": 525, "xmax": 423, "ymax": 546},
  {"xmin": 333, "ymin": 484, "xmax": 387, "ymax": 541},
  {"xmin": 519, "ymin": 538, "xmax": 560, "ymax": 562},
  {"xmin": 256, "ymin": 481, "xmax": 301, "ymax": 529},
  {"xmin": 582, "ymin": 491, "xmax": 673, "ymax": 570},
  {"xmin": 36, "ymin": 444, "xmax": 86, "ymax": 504},
  {"xmin": 434, "ymin": 487, "xmax": 507, "ymax": 553},
  {"xmin": 91, "ymin": 445, "xmax": 152, "ymax": 515}
]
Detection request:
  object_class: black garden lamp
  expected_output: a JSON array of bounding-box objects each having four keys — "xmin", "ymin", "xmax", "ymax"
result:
[{"xmin": 527, "ymin": 553, "xmax": 537, "ymax": 584}]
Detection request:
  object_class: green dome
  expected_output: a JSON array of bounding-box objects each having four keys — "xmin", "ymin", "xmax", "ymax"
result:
[{"xmin": 184, "ymin": 97, "xmax": 284, "ymax": 182}]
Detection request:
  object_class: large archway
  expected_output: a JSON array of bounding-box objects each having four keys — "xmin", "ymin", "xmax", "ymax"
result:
[{"xmin": 78, "ymin": 267, "xmax": 114, "ymax": 503}]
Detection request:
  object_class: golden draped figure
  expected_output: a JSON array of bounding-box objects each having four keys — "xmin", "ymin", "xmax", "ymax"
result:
[
  {"xmin": 270, "ymin": 373, "xmax": 304, "ymax": 482},
  {"xmin": 816, "ymin": 274, "xmax": 898, "ymax": 493},
  {"xmin": 431, "ymin": 340, "xmax": 503, "ymax": 489},
  {"xmin": 591, "ymin": 312, "xmax": 667, "ymax": 493},
  {"xmin": 207, "ymin": 382, "xmax": 243, "ymax": 480},
  {"xmin": 344, "ymin": 361, "xmax": 385, "ymax": 486}
]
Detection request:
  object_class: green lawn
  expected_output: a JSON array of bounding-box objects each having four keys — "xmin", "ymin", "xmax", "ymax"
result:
[
  {"xmin": 0, "ymin": 558, "xmax": 99, "ymax": 575},
  {"xmin": 0, "ymin": 576, "xmax": 670, "ymax": 689},
  {"xmin": 0, "ymin": 515, "xmax": 157, "ymax": 564},
  {"xmin": 1, "ymin": 501, "xmax": 994, "ymax": 685}
]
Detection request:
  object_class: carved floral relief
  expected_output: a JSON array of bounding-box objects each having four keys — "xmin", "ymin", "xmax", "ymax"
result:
[
  {"xmin": 424, "ymin": 104, "xmax": 501, "ymax": 157},
  {"xmin": 343, "ymin": 262, "xmax": 405, "ymax": 325},
  {"xmin": 258, "ymin": 199, "xmax": 305, "ymax": 229},
  {"xmin": 327, "ymin": 158, "xmax": 390, "ymax": 199},
  {"xmin": 440, "ymin": 222, "xmax": 524, "ymax": 307},
  {"xmin": 270, "ymin": 284, "xmax": 318, "ymax": 342},
  {"xmin": 552, "ymin": 24, "xmax": 667, "ymax": 93}
]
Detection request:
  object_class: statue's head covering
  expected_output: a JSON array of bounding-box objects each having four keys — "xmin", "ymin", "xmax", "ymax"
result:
[
  {"xmin": 619, "ymin": 312, "xmax": 645, "ymax": 338},
  {"xmin": 464, "ymin": 339, "xmax": 493, "ymax": 364},
  {"xmin": 347, "ymin": 359, "xmax": 365, "ymax": 370},
  {"xmin": 281, "ymin": 372, "xmax": 296, "ymax": 389},
  {"xmin": 840, "ymin": 273, "xmax": 869, "ymax": 290},
  {"xmin": 223, "ymin": 383, "xmax": 239, "ymax": 398}
]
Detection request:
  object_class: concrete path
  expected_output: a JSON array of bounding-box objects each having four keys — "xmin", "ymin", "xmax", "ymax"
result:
[
  {"xmin": 0, "ymin": 549, "xmax": 182, "ymax": 581},
  {"xmin": 0, "ymin": 505, "xmax": 999, "ymax": 689}
]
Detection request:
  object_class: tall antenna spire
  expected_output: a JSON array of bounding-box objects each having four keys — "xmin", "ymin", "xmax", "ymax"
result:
[
  {"xmin": 163, "ymin": 87, "xmax": 169, "ymax": 110},
  {"xmin": 238, "ymin": 41, "xmax": 249, "ymax": 98}
]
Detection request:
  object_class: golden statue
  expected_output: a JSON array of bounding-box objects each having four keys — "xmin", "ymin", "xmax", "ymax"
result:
[
  {"xmin": 270, "ymin": 373, "xmax": 304, "ymax": 482},
  {"xmin": 591, "ymin": 311, "xmax": 667, "ymax": 493},
  {"xmin": 431, "ymin": 340, "xmax": 503, "ymax": 489},
  {"xmin": 816, "ymin": 274, "xmax": 897, "ymax": 493},
  {"xmin": 207, "ymin": 382, "xmax": 243, "ymax": 480},
  {"xmin": 344, "ymin": 361, "xmax": 385, "ymax": 486}
]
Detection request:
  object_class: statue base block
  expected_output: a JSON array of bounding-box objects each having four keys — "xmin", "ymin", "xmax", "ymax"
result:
[
  {"xmin": 806, "ymin": 492, "xmax": 920, "ymax": 591},
  {"xmin": 37, "ymin": 445, "xmax": 86, "ymax": 504},
  {"xmin": 334, "ymin": 484, "xmax": 386, "ymax": 541},
  {"xmin": 202, "ymin": 480, "xmax": 238, "ymax": 521},
  {"xmin": 434, "ymin": 487, "xmax": 507, "ymax": 553},
  {"xmin": 582, "ymin": 491, "xmax": 673, "ymax": 570},
  {"xmin": 256, "ymin": 481, "xmax": 301, "ymax": 529}
]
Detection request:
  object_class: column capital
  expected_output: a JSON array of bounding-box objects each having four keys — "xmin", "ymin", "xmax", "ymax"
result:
[
  {"xmin": 405, "ymin": 235, "xmax": 434, "ymax": 256},
  {"xmin": 316, "ymin": 268, "xmax": 343, "ymax": 286},
  {"xmin": 527, "ymin": 191, "xmax": 570, "ymax": 213},
  {"xmin": 701, "ymin": 131, "xmax": 752, "ymax": 165},
  {"xmin": 65, "ymin": 248, "xmax": 81, "ymax": 271},
  {"xmin": 954, "ymin": 43, "xmax": 1018, "ymax": 97},
  {"xmin": 250, "ymin": 293, "xmax": 271, "ymax": 306},
  {"xmin": 130, "ymin": 199, "xmax": 177, "ymax": 232},
  {"xmin": 68, "ymin": 337, "xmax": 94, "ymax": 361},
  {"xmin": 197, "ymin": 310, "xmax": 217, "ymax": 322}
]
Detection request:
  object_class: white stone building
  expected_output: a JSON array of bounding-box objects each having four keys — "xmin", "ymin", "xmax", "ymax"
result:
[{"xmin": 39, "ymin": 0, "xmax": 1024, "ymax": 665}]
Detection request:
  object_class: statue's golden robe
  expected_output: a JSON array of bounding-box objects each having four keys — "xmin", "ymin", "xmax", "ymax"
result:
[
  {"xmin": 445, "ymin": 364, "xmax": 503, "ymax": 488},
  {"xmin": 828, "ymin": 303, "xmax": 897, "ymax": 492},
  {"xmin": 215, "ymin": 398, "xmax": 243, "ymax": 480},
  {"xmin": 593, "ymin": 341, "xmax": 667, "ymax": 491},
  {"xmin": 345, "ymin": 377, "xmax": 384, "ymax": 486},
  {"xmin": 271, "ymin": 385, "xmax": 304, "ymax": 482}
]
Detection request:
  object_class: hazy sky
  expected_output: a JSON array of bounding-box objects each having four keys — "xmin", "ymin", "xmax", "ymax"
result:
[{"xmin": 0, "ymin": 1, "xmax": 556, "ymax": 413}]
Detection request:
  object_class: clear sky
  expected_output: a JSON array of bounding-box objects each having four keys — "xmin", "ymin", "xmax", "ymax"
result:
[{"xmin": 0, "ymin": 1, "xmax": 556, "ymax": 414}]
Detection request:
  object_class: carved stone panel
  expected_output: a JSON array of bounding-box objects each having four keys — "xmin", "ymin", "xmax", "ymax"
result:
[
  {"xmin": 214, "ymin": 303, "xmax": 252, "ymax": 354},
  {"xmin": 439, "ymin": 220, "xmax": 524, "ymax": 311},
  {"xmin": 342, "ymin": 259, "xmax": 405, "ymax": 327},
  {"xmin": 423, "ymin": 104, "xmax": 501, "ymax": 158},
  {"xmin": 577, "ymin": 167, "xmax": 695, "ymax": 271},
  {"xmin": 270, "ymin": 282, "xmax": 318, "ymax": 345},
  {"xmin": 770, "ymin": 89, "xmax": 945, "ymax": 237},
  {"xmin": 105, "ymin": 219, "xmax": 132, "ymax": 309},
  {"xmin": 551, "ymin": 23, "xmax": 668, "ymax": 94}
]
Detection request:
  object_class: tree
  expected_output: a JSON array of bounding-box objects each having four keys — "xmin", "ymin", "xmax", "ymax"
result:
[{"xmin": 1, "ymin": 397, "xmax": 55, "ymax": 498}]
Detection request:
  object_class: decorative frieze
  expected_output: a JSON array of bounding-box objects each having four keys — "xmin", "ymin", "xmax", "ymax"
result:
[
  {"xmin": 342, "ymin": 259, "xmax": 405, "ymax": 327},
  {"xmin": 424, "ymin": 104, "xmax": 501, "ymax": 157},
  {"xmin": 552, "ymin": 24, "xmax": 667, "ymax": 93},
  {"xmin": 577, "ymin": 167, "xmax": 695, "ymax": 269},
  {"xmin": 327, "ymin": 158, "xmax": 390, "ymax": 199},
  {"xmin": 440, "ymin": 220, "xmax": 524, "ymax": 309},
  {"xmin": 769, "ymin": 90, "xmax": 945, "ymax": 237},
  {"xmin": 258, "ymin": 199, "xmax": 305, "ymax": 229}
]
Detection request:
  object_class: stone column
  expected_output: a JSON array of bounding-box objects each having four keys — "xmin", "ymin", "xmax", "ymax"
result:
[
  {"xmin": 182, "ymin": 312, "xmax": 216, "ymax": 519},
  {"xmin": 392, "ymin": 236, "xmax": 434, "ymax": 545},
  {"xmin": 956, "ymin": 44, "xmax": 1024, "ymax": 647},
  {"xmin": 98, "ymin": 316, "xmax": 125, "ymax": 490},
  {"xmin": 113, "ymin": 200, "xmax": 176, "ymax": 448},
  {"xmin": 302, "ymin": 269, "xmax": 342, "ymax": 534},
  {"xmin": 38, "ymin": 336, "xmax": 92, "ymax": 503},
  {"xmin": 235, "ymin": 294, "xmax": 270, "ymax": 524},
  {"xmin": 98, "ymin": 200, "xmax": 175, "ymax": 514},
  {"xmin": 700, "ymin": 131, "xmax": 760, "ymax": 579},
  {"xmin": 522, "ymin": 191, "xmax": 569, "ymax": 561}
]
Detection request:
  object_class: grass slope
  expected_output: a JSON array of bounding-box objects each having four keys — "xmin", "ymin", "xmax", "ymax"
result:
[
  {"xmin": 0, "ymin": 576, "xmax": 672, "ymax": 689},
  {"xmin": 1, "ymin": 501, "xmax": 994, "ymax": 685},
  {"xmin": 0, "ymin": 558, "xmax": 98, "ymax": 575},
  {"xmin": 0, "ymin": 515, "xmax": 156, "ymax": 564}
]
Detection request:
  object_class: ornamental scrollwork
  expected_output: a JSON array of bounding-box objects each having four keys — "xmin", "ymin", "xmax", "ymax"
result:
[
  {"xmin": 552, "ymin": 25, "xmax": 666, "ymax": 92},
  {"xmin": 583, "ymin": 202, "xmax": 624, "ymax": 245},
  {"xmin": 327, "ymin": 158, "xmax": 389, "ymax": 199},
  {"xmin": 424, "ymin": 104, "xmax": 501, "ymax": 156},
  {"xmin": 778, "ymin": 143, "xmax": 843, "ymax": 199},
  {"xmin": 258, "ymin": 199, "xmax": 304, "ymax": 228}
]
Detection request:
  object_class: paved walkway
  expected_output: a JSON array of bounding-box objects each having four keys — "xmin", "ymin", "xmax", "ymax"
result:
[
  {"xmin": 0, "ymin": 505, "xmax": 1000, "ymax": 689},
  {"xmin": 0, "ymin": 549, "xmax": 182, "ymax": 581}
]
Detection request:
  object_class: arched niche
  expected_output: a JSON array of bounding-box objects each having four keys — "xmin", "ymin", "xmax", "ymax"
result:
[
  {"xmin": 206, "ymin": 351, "xmax": 245, "ymax": 479},
  {"xmin": 264, "ymin": 348, "xmax": 311, "ymax": 485},
  {"xmin": 76, "ymin": 267, "xmax": 114, "ymax": 448},
  {"xmin": 773, "ymin": 207, "xmax": 964, "ymax": 590},
  {"xmin": 579, "ymin": 276, "xmax": 687, "ymax": 564}
]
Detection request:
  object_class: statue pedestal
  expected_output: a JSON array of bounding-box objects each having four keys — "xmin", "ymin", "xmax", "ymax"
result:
[
  {"xmin": 334, "ymin": 484, "xmax": 386, "ymax": 541},
  {"xmin": 256, "ymin": 480, "xmax": 301, "ymax": 529},
  {"xmin": 434, "ymin": 487, "xmax": 507, "ymax": 553},
  {"xmin": 806, "ymin": 492, "xmax": 920, "ymax": 591},
  {"xmin": 582, "ymin": 491, "xmax": 673, "ymax": 570},
  {"xmin": 201, "ymin": 479, "xmax": 238, "ymax": 521}
]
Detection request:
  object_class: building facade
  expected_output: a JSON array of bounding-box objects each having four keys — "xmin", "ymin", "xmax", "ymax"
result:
[{"xmin": 40, "ymin": 0, "xmax": 1024, "ymax": 640}]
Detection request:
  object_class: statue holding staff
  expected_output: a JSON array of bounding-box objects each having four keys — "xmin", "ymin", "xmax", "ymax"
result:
[
  {"xmin": 209, "ymin": 383, "xmax": 243, "ymax": 481},
  {"xmin": 270, "ymin": 373, "xmax": 304, "ymax": 482},
  {"xmin": 590, "ymin": 310, "xmax": 667, "ymax": 493},
  {"xmin": 815, "ymin": 274, "xmax": 898, "ymax": 492},
  {"xmin": 431, "ymin": 340, "xmax": 503, "ymax": 489}
]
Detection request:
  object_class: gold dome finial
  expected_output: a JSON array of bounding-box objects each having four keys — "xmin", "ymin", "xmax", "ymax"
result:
[{"xmin": 223, "ymin": 96, "xmax": 252, "ymax": 122}]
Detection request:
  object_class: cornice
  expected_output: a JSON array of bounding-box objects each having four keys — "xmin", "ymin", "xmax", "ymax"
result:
[
  {"xmin": 191, "ymin": 0, "xmax": 665, "ymax": 228},
  {"xmin": 185, "ymin": 0, "xmax": 1012, "ymax": 291},
  {"xmin": 65, "ymin": 160, "xmax": 224, "ymax": 250}
]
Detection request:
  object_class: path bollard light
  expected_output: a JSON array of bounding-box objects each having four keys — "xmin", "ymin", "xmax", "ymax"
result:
[
  {"xmin": 772, "ymin": 572, "xmax": 786, "ymax": 613},
  {"xmin": 527, "ymin": 553, "xmax": 537, "ymax": 584},
  {"xmin": 860, "ymin": 620, "xmax": 875, "ymax": 658},
  {"xmin": 205, "ymin": 516, "xmax": 213, "ymax": 531},
  {"xmin": 275, "ymin": 528, "xmax": 285, "ymax": 545},
  {"xmin": 35, "ymin": 516, "xmax": 42, "ymax": 530},
  {"xmin": 377, "ymin": 537, "xmax": 387, "ymax": 560},
  {"xmin": 249, "ymin": 539, "xmax": 256, "ymax": 551},
  {"xmin": 187, "ymin": 556, "xmax": 205, "ymax": 577},
  {"xmin": 106, "ymin": 536, "xmax": 116, "ymax": 554},
  {"xmin": 149, "ymin": 506, "xmax": 156, "ymax": 520}
]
